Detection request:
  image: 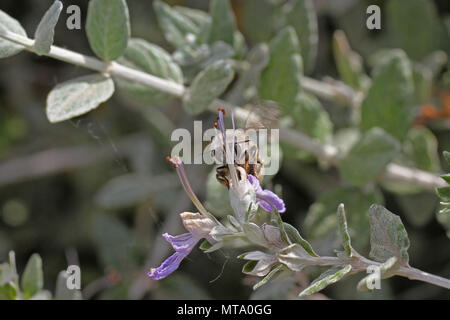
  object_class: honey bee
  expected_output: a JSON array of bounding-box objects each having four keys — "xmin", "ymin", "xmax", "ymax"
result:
[
  {"xmin": 213, "ymin": 129, "xmax": 264, "ymax": 188},
  {"xmin": 210, "ymin": 103, "xmax": 279, "ymax": 189}
]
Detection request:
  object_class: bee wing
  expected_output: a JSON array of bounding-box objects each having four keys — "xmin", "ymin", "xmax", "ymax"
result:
[{"xmin": 242, "ymin": 100, "xmax": 280, "ymax": 130}]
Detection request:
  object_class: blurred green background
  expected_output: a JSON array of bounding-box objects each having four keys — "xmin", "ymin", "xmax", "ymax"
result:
[{"xmin": 0, "ymin": 0, "xmax": 449, "ymax": 299}]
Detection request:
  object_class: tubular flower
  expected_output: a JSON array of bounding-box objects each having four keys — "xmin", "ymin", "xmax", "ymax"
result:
[
  {"xmin": 148, "ymin": 157, "xmax": 217, "ymax": 281},
  {"xmin": 247, "ymin": 174, "xmax": 285, "ymax": 213},
  {"xmin": 147, "ymin": 232, "xmax": 199, "ymax": 280}
]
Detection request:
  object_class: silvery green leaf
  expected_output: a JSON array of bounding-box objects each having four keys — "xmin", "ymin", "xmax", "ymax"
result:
[
  {"xmin": 291, "ymin": 92, "xmax": 333, "ymax": 144},
  {"xmin": 242, "ymin": 222, "xmax": 268, "ymax": 247},
  {"xmin": 369, "ymin": 205, "xmax": 410, "ymax": 264},
  {"xmin": 261, "ymin": 224, "xmax": 284, "ymax": 248},
  {"xmin": 227, "ymin": 215, "xmax": 241, "ymax": 230},
  {"xmin": 116, "ymin": 38, "xmax": 183, "ymax": 104},
  {"xmin": 233, "ymin": 31, "xmax": 247, "ymax": 60},
  {"xmin": 173, "ymin": 6, "xmax": 211, "ymax": 44},
  {"xmin": 153, "ymin": 1, "xmax": 205, "ymax": 48},
  {"xmin": 403, "ymin": 126, "xmax": 440, "ymax": 173},
  {"xmin": 183, "ymin": 60, "xmax": 234, "ymax": 114},
  {"xmin": 413, "ymin": 63, "xmax": 433, "ymax": 104},
  {"xmin": 54, "ymin": 271, "xmax": 82, "ymax": 300},
  {"xmin": 337, "ymin": 204, "xmax": 353, "ymax": 257},
  {"xmin": 86, "ymin": 0, "xmax": 130, "ymax": 61},
  {"xmin": 332, "ymin": 30, "xmax": 369, "ymax": 91},
  {"xmin": 21, "ymin": 254, "xmax": 44, "ymax": 300},
  {"xmin": 284, "ymin": 0, "xmax": 318, "ymax": 74},
  {"xmin": 209, "ymin": 0, "xmax": 236, "ymax": 46},
  {"xmin": 259, "ymin": 26, "xmax": 302, "ymax": 112},
  {"xmin": 204, "ymin": 241, "xmax": 224, "ymax": 253},
  {"xmin": 387, "ymin": 0, "xmax": 443, "ymax": 60},
  {"xmin": 197, "ymin": 41, "xmax": 234, "ymax": 69},
  {"xmin": 272, "ymin": 207, "xmax": 290, "ymax": 244},
  {"xmin": 173, "ymin": 6, "xmax": 211, "ymax": 30},
  {"xmin": 210, "ymin": 225, "xmax": 235, "ymax": 242},
  {"xmin": 299, "ymin": 265, "xmax": 352, "ymax": 297},
  {"xmin": 253, "ymin": 264, "xmax": 283, "ymax": 290},
  {"xmin": 0, "ymin": 10, "xmax": 27, "ymax": 58},
  {"xmin": 444, "ymin": 151, "xmax": 450, "ymax": 166},
  {"xmin": 242, "ymin": 256, "xmax": 276, "ymax": 277},
  {"xmin": 226, "ymin": 43, "xmax": 269, "ymax": 105},
  {"xmin": 34, "ymin": 1, "xmax": 63, "ymax": 55},
  {"xmin": 250, "ymin": 276, "xmax": 296, "ymax": 300},
  {"xmin": 332, "ymin": 127, "xmax": 361, "ymax": 156},
  {"xmin": 282, "ymin": 223, "xmax": 318, "ymax": 257},
  {"xmin": 46, "ymin": 74, "xmax": 114, "ymax": 123},
  {"xmin": 304, "ymin": 185, "xmax": 383, "ymax": 253},
  {"xmin": 277, "ymin": 243, "xmax": 315, "ymax": 272},
  {"xmin": 339, "ymin": 128, "xmax": 400, "ymax": 186},
  {"xmin": 228, "ymin": 180, "xmax": 257, "ymax": 223},
  {"xmin": 357, "ymin": 256, "xmax": 399, "ymax": 292},
  {"xmin": 173, "ymin": 42, "xmax": 234, "ymax": 84},
  {"xmin": 239, "ymin": 251, "xmax": 272, "ymax": 261},
  {"xmin": 360, "ymin": 50, "xmax": 414, "ymax": 142}
]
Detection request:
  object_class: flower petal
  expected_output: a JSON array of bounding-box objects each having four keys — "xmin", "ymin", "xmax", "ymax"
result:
[
  {"xmin": 256, "ymin": 188, "xmax": 286, "ymax": 213},
  {"xmin": 147, "ymin": 251, "xmax": 185, "ymax": 280},
  {"xmin": 162, "ymin": 232, "xmax": 199, "ymax": 254},
  {"xmin": 248, "ymin": 174, "xmax": 286, "ymax": 213},
  {"xmin": 247, "ymin": 174, "xmax": 262, "ymax": 192}
]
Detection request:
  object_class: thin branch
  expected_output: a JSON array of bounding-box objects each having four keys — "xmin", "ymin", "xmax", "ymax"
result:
[
  {"xmin": 0, "ymin": 30, "xmax": 445, "ymax": 190},
  {"xmin": 309, "ymin": 255, "xmax": 450, "ymax": 290},
  {"xmin": 0, "ymin": 28, "xmax": 185, "ymax": 97}
]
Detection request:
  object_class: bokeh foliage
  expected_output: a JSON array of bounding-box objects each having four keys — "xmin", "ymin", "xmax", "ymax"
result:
[{"xmin": 0, "ymin": 0, "xmax": 449, "ymax": 299}]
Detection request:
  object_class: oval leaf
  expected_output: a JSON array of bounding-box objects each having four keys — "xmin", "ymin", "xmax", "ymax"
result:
[
  {"xmin": 332, "ymin": 30, "xmax": 368, "ymax": 90},
  {"xmin": 86, "ymin": 0, "xmax": 130, "ymax": 61},
  {"xmin": 259, "ymin": 26, "xmax": 302, "ymax": 112},
  {"xmin": 299, "ymin": 265, "xmax": 352, "ymax": 297},
  {"xmin": 340, "ymin": 128, "xmax": 400, "ymax": 186},
  {"xmin": 153, "ymin": 1, "xmax": 208, "ymax": 48},
  {"xmin": 21, "ymin": 254, "xmax": 44, "ymax": 299},
  {"xmin": 34, "ymin": 1, "xmax": 63, "ymax": 55},
  {"xmin": 0, "ymin": 10, "xmax": 27, "ymax": 58},
  {"xmin": 284, "ymin": 0, "xmax": 318, "ymax": 74},
  {"xmin": 369, "ymin": 204, "xmax": 410, "ymax": 264},
  {"xmin": 183, "ymin": 59, "xmax": 234, "ymax": 114},
  {"xmin": 209, "ymin": 0, "xmax": 236, "ymax": 46},
  {"xmin": 46, "ymin": 74, "xmax": 115, "ymax": 123},
  {"xmin": 116, "ymin": 38, "xmax": 183, "ymax": 104},
  {"xmin": 360, "ymin": 50, "xmax": 414, "ymax": 142}
]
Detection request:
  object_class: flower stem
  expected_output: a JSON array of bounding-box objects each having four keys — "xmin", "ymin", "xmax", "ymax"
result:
[{"xmin": 303, "ymin": 254, "xmax": 450, "ymax": 290}]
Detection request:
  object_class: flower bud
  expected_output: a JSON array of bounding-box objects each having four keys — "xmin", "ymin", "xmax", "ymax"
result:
[
  {"xmin": 180, "ymin": 212, "xmax": 216, "ymax": 240},
  {"xmin": 229, "ymin": 167, "xmax": 257, "ymax": 222},
  {"xmin": 262, "ymin": 223, "xmax": 285, "ymax": 249}
]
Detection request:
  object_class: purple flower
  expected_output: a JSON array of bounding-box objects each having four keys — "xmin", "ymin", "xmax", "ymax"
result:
[
  {"xmin": 148, "ymin": 232, "xmax": 200, "ymax": 280},
  {"xmin": 248, "ymin": 174, "xmax": 286, "ymax": 213}
]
